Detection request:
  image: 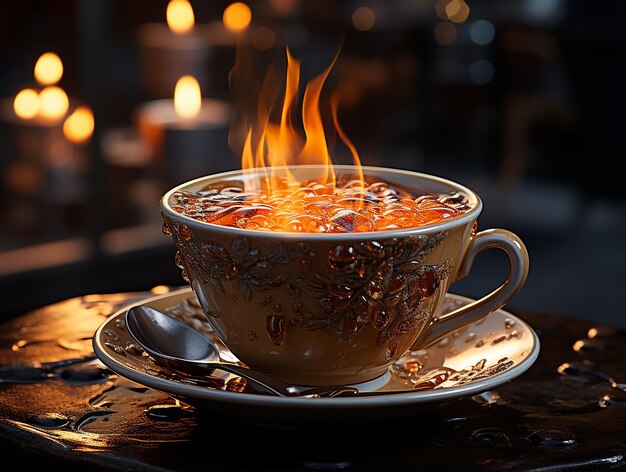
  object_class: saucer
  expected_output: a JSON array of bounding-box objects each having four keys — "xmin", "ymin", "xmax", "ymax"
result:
[{"xmin": 93, "ymin": 288, "xmax": 539, "ymax": 427}]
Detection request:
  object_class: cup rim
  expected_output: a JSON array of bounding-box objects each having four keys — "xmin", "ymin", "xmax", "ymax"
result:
[{"xmin": 160, "ymin": 165, "xmax": 483, "ymax": 240}]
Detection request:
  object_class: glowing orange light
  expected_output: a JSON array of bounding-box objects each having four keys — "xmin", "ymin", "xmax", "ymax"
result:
[
  {"xmin": 63, "ymin": 106, "xmax": 95, "ymax": 143},
  {"xmin": 445, "ymin": 0, "xmax": 470, "ymax": 23},
  {"xmin": 150, "ymin": 285, "xmax": 171, "ymax": 294},
  {"xmin": 269, "ymin": 0, "xmax": 298, "ymax": 15},
  {"xmin": 352, "ymin": 7, "xmax": 376, "ymax": 31},
  {"xmin": 13, "ymin": 88, "xmax": 40, "ymax": 119},
  {"xmin": 434, "ymin": 21, "xmax": 457, "ymax": 45},
  {"xmin": 223, "ymin": 2, "xmax": 252, "ymax": 33},
  {"xmin": 34, "ymin": 52, "xmax": 63, "ymax": 85},
  {"xmin": 174, "ymin": 75, "xmax": 201, "ymax": 119},
  {"xmin": 435, "ymin": 0, "xmax": 450, "ymax": 20},
  {"xmin": 38, "ymin": 86, "xmax": 69, "ymax": 120},
  {"xmin": 167, "ymin": 0, "xmax": 195, "ymax": 34},
  {"xmin": 251, "ymin": 26, "xmax": 275, "ymax": 50}
]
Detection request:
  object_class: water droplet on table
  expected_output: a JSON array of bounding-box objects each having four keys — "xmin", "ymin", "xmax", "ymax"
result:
[
  {"xmin": 528, "ymin": 429, "xmax": 576, "ymax": 448},
  {"xmin": 145, "ymin": 404, "xmax": 188, "ymax": 421},
  {"xmin": 28, "ymin": 413, "xmax": 70, "ymax": 429},
  {"xmin": 471, "ymin": 428, "xmax": 513, "ymax": 448},
  {"xmin": 60, "ymin": 367, "xmax": 110, "ymax": 384}
]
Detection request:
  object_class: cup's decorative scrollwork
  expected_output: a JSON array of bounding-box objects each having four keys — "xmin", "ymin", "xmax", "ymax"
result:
[
  {"xmin": 300, "ymin": 231, "xmax": 453, "ymax": 345},
  {"xmin": 164, "ymin": 213, "xmax": 452, "ymax": 347},
  {"xmin": 163, "ymin": 215, "xmax": 315, "ymax": 304}
]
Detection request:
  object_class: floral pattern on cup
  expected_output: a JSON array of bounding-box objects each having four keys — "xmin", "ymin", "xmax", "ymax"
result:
[
  {"xmin": 163, "ymin": 215, "xmax": 315, "ymax": 305},
  {"xmin": 164, "ymin": 214, "xmax": 452, "ymax": 347},
  {"xmin": 300, "ymin": 231, "xmax": 452, "ymax": 346}
]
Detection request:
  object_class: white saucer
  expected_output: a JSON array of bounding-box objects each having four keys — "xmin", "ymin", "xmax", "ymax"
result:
[{"xmin": 93, "ymin": 288, "xmax": 539, "ymax": 427}]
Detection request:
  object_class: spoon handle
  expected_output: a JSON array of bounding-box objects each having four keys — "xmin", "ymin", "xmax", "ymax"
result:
[
  {"xmin": 201, "ymin": 362, "xmax": 289, "ymax": 397},
  {"xmin": 200, "ymin": 363, "xmax": 365, "ymax": 397}
]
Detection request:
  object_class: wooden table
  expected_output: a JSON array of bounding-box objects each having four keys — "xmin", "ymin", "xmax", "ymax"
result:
[{"xmin": 1, "ymin": 289, "xmax": 625, "ymax": 471}]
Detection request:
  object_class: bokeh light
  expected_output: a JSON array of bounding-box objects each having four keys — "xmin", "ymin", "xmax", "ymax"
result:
[
  {"xmin": 433, "ymin": 21, "xmax": 457, "ymax": 46},
  {"xmin": 223, "ymin": 2, "xmax": 252, "ymax": 33},
  {"xmin": 352, "ymin": 7, "xmax": 376, "ymax": 31},
  {"xmin": 13, "ymin": 88, "xmax": 40, "ymax": 119},
  {"xmin": 469, "ymin": 59, "xmax": 494, "ymax": 84},
  {"xmin": 269, "ymin": 0, "xmax": 298, "ymax": 15},
  {"xmin": 251, "ymin": 26, "xmax": 275, "ymax": 50},
  {"xmin": 436, "ymin": 0, "xmax": 470, "ymax": 23},
  {"xmin": 174, "ymin": 75, "xmax": 201, "ymax": 119},
  {"xmin": 166, "ymin": 0, "xmax": 195, "ymax": 34},
  {"xmin": 470, "ymin": 20, "xmax": 495, "ymax": 45},
  {"xmin": 34, "ymin": 52, "xmax": 63, "ymax": 86},
  {"xmin": 38, "ymin": 86, "xmax": 69, "ymax": 120},
  {"xmin": 63, "ymin": 106, "xmax": 95, "ymax": 143}
]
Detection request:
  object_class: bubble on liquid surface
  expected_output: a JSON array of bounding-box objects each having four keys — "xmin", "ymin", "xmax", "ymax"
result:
[{"xmin": 170, "ymin": 178, "xmax": 471, "ymax": 233}]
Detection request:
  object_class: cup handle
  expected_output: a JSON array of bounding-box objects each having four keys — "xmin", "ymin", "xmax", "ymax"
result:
[{"xmin": 418, "ymin": 228, "xmax": 529, "ymax": 347}]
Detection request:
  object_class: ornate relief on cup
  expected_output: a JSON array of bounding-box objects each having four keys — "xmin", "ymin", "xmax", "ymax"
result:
[
  {"xmin": 163, "ymin": 214, "xmax": 452, "ymax": 347},
  {"xmin": 162, "ymin": 215, "xmax": 314, "ymax": 303},
  {"xmin": 300, "ymin": 231, "xmax": 452, "ymax": 346}
]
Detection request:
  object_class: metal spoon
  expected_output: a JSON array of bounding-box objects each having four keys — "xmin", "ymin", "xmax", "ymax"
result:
[{"xmin": 125, "ymin": 305, "xmax": 358, "ymax": 398}]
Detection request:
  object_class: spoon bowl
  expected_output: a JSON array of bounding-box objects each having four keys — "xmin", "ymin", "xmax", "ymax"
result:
[
  {"xmin": 126, "ymin": 305, "xmax": 220, "ymax": 363},
  {"xmin": 125, "ymin": 305, "xmax": 359, "ymax": 398}
]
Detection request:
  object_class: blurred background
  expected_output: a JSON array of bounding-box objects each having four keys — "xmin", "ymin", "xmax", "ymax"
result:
[{"xmin": 1, "ymin": 0, "xmax": 625, "ymax": 327}]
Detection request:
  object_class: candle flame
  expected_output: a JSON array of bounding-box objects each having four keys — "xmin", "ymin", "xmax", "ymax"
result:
[
  {"xmin": 223, "ymin": 2, "xmax": 252, "ymax": 33},
  {"xmin": 174, "ymin": 75, "xmax": 201, "ymax": 119},
  {"xmin": 167, "ymin": 0, "xmax": 195, "ymax": 34},
  {"xmin": 13, "ymin": 88, "xmax": 40, "ymax": 119},
  {"xmin": 34, "ymin": 52, "xmax": 63, "ymax": 85},
  {"xmin": 63, "ymin": 106, "xmax": 95, "ymax": 143},
  {"xmin": 38, "ymin": 86, "xmax": 69, "ymax": 120}
]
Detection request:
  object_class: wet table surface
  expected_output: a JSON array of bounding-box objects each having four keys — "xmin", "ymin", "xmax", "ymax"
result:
[{"xmin": 1, "ymin": 289, "xmax": 626, "ymax": 472}]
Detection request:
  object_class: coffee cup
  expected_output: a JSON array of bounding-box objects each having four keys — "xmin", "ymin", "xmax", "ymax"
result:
[{"xmin": 160, "ymin": 165, "xmax": 529, "ymax": 386}]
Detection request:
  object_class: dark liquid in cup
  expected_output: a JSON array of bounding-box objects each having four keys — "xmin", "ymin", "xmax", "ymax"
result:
[{"xmin": 169, "ymin": 175, "xmax": 472, "ymax": 233}]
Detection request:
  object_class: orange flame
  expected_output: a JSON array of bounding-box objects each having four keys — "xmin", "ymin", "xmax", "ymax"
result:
[
  {"xmin": 234, "ymin": 46, "xmax": 362, "ymax": 194},
  {"xmin": 331, "ymin": 93, "xmax": 364, "ymax": 187}
]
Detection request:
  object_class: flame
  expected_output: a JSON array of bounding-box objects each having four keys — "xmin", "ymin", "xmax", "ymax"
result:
[
  {"xmin": 34, "ymin": 52, "xmax": 63, "ymax": 85},
  {"xmin": 331, "ymin": 94, "xmax": 363, "ymax": 187},
  {"xmin": 174, "ymin": 75, "xmax": 201, "ymax": 119},
  {"xmin": 167, "ymin": 0, "xmax": 195, "ymax": 34},
  {"xmin": 63, "ymin": 106, "xmax": 95, "ymax": 143},
  {"xmin": 38, "ymin": 86, "xmax": 69, "ymax": 120},
  {"xmin": 236, "ymin": 47, "xmax": 362, "ymax": 194},
  {"xmin": 223, "ymin": 2, "xmax": 252, "ymax": 33},
  {"xmin": 13, "ymin": 88, "xmax": 40, "ymax": 119}
]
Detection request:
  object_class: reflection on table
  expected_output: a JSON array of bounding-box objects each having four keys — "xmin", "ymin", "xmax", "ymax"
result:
[{"xmin": 1, "ymin": 288, "xmax": 625, "ymax": 470}]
